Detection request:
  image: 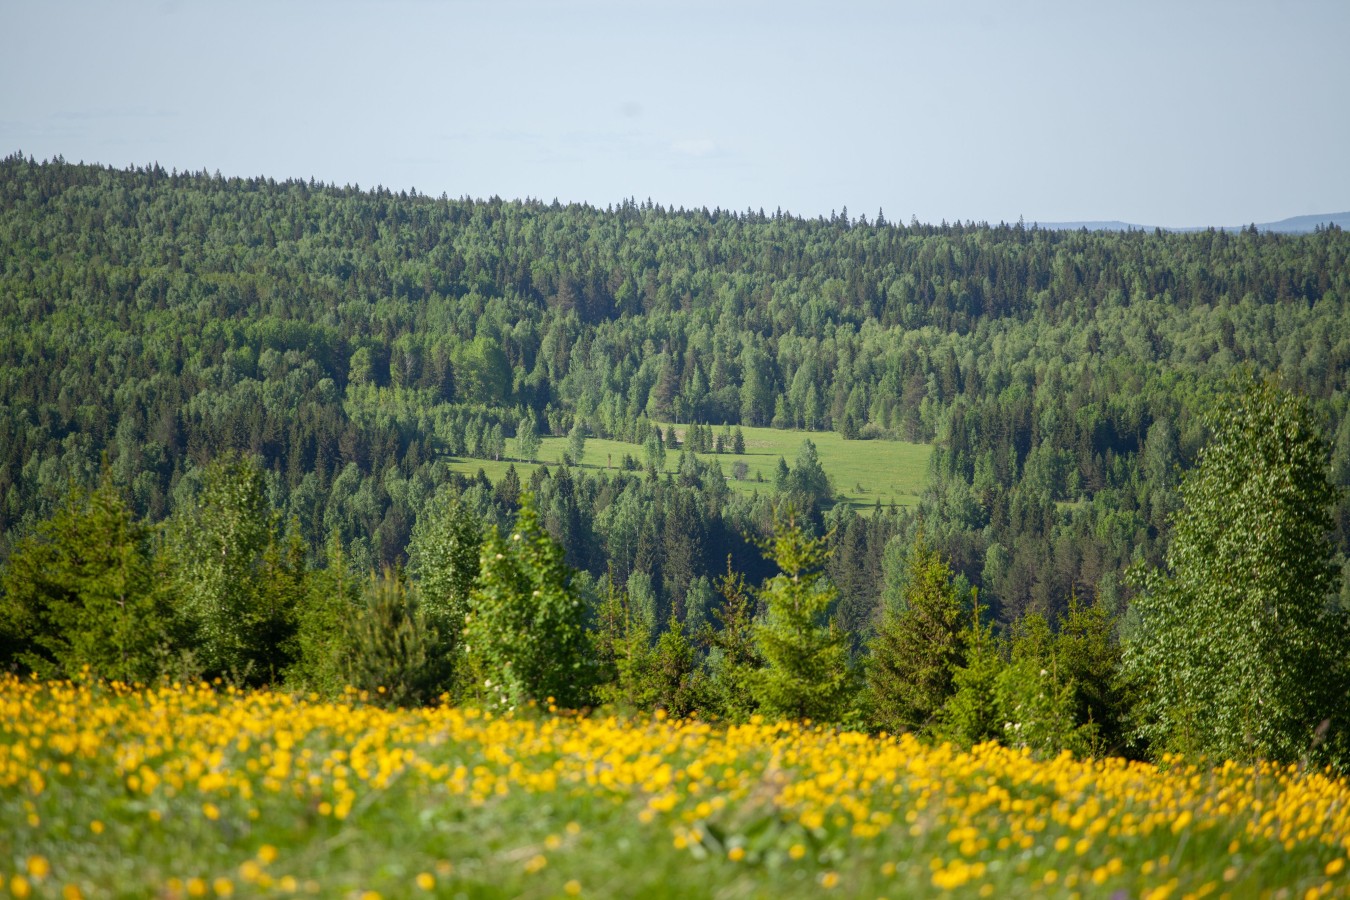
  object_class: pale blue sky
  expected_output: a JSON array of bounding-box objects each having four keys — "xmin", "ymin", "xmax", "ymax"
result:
[{"xmin": 3, "ymin": 0, "xmax": 1347, "ymax": 226}]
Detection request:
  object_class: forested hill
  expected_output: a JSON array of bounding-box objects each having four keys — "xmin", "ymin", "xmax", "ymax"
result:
[{"xmin": 2, "ymin": 154, "xmax": 1349, "ymax": 628}]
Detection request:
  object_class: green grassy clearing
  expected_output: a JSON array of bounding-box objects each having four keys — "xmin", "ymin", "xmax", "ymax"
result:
[{"xmin": 444, "ymin": 424, "xmax": 931, "ymax": 512}]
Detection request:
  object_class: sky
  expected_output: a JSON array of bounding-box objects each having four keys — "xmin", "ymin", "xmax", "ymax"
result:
[{"xmin": 3, "ymin": 0, "xmax": 1348, "ymax": 227}]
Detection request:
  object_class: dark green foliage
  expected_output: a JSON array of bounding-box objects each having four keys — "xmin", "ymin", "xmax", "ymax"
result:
[
  {"xmin": 3, "ymin": 157, "xmax": 1350, "ymax": 748},
  {"xmin": 868, "ymin": 531, "xmax": 966, "ymax": 733},
  {"xmin": 344, "ymin": 567, "xmax": 446, "ymax": 708},
  {"xmin": 1125, "ymin": 382, "xmax": 1350, "ymax": 767},
  {"xmin": 3, "ymin": 157, "xmax": 1349, "ymax": 634},
  {"xmin": 701, "ymin": 561, "xmax": 763, "ymax": 723},
  {"xmin": 592, "ymin": 574, "xmax": 650, "ymax": 710},
  {"xmin": 751, "ymin": 508, "xmax": 852, "ymax": 723},
  {"xmin": 775, "ymin": 439, "xmax": 834, "ymax": 516},
  {"xmin": 645, "ymin": 611, "xmax": 705, "ymax": 717},
  {"xmin": 591, "ymin": 573, "xmax": 702, "ymax": 715},
  {"xmin": 1055, "ymin": 595, "xmax": 1126, "ymax": 753},
  {"xmin": 937, "ymin": 606, "xmax": 1004, "ymax": 747},
  {"xmin": 0, "ymin": 472, "xmax": 175, "ymax": 683},
  {"xmin": 463, "ymin": 494, "xmax": 589, "ymax": 710}
]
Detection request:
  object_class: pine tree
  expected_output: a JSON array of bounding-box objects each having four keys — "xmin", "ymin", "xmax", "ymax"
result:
[
  {"xmin": 592, "ymin": 572, "xmax": 653, "ymax": 710},
  {"xmin": 937, "ymin": 601, "xmax": 1004, "ymax": 747},
  {"xmin": 288, "ymin": 533, "xmax": 360, "ymax": 697},
  {"xmin": 993, "ymin": 613, "xmax": 1094, "ymax": 757},
  {"xmin": 751, "ymin": 508, "xmax": 852, "ymax": 723}
]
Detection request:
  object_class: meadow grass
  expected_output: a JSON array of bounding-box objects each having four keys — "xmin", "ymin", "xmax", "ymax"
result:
[
  {"xmin": 3, "ymin": 677, "xmax": 1348, "ymax": 899},
  {"xmin": 445, "ymin": 424, "xmax": 932, "ymax": 512}
]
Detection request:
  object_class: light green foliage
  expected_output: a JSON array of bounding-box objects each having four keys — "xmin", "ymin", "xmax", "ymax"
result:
[
  {"xmin": 994, "ymin": 614, "xmax": 1095, "ymax": 757},
  {"xmin": 751, "ymin": 508, "xmax": 852, "ymax": 723},
  {"xmin": 169, "ymin": 454, "xmax": 300, "ymax": 683},
  {"xmin": 567, "ymin": 419, "xmax": 587, "ymax": 464},
  {"xmin": 516, "ymin": 414, "xmax": 541, "ymax": 462},
  {"xmin": 940, "ymin": 598, "xmax": 1120, "ymax": 757},
  {"xmin": 642, "ymin": 432, "xmax": 666, "ymax": 472},
  {"xmin": 0, "ymin": 472, "xmax": 175, "ymax": 683},
  {"xmin": 443, "ymin": 423, "xmax": 930, "ymax": 513},
  {"xmin": 408, "ymin": 490, "xmax": 482, "ymax": 666},
  {"xmin": 868, "ymin": 531, "xmax": 966, "ymax": 733},
  {"xmin": 344, "ymin": 567, "xmax": 446, "ymax": 708},
  {"xmin": 453, "ymin": 335, "xmax": 512, "ymax": 405},
  {"xmin": 463, "ymin": 493, "xmax": 589, "ymax": 710},
  {"xmin": 288, "ymin": 534, "xmax": 361, "ymax": 697},
  {"xmin": 1125, "ymin": 382, "xmax": 1350, "ymax": 767}
]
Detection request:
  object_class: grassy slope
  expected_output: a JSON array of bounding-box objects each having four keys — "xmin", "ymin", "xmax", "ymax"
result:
[
  {"xmin": 4, "ymin": 680, "xmax": 1346, "ymax": 899},
  {"xmin": 444, "ymin": 424, "xmax": 932, "ymax": 512}
]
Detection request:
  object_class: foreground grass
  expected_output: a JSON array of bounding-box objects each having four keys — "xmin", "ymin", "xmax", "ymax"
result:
[
  {"xmin": 2, "ymin": 678, "xmax": 1348, "ymax": 898},
  {"xmin": 445, "ymin": 423, "xmax": 932, "ymax": 512}
]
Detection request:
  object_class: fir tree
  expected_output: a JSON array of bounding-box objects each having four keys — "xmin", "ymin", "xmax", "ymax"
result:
[
  {"xmin": 868, "ymin": 530, "xmax": 966, "ymax": 733},
  {"xmin": 751, "ymin": 508, "xmax": 852, "ymax": 723},
  {"xmin": 0, "ymin": 471, "xmax": 174, "ymax": 683}
]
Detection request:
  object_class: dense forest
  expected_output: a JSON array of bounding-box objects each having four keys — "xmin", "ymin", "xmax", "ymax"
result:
[{"xmin": 3, "ymin": 155, "xmax": 1349, "ymax": 764}]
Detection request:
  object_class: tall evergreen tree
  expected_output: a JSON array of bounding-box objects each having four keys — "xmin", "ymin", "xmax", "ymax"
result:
[
  {"xmin": 0, "ymin": 471, "xmax": 174, "ymax": 682},
  {"xmin": 868, "ymin": 530, "xmax": 966, "ymax": 733},
  {"xmin": 751, "ymin": 508, "xmax": 852, "ymax": 723}
]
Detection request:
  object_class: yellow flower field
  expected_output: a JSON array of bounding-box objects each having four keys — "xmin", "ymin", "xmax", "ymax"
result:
[{"xmin": 1, "ymin": 675, "xmax": 1348, "ymax": 898}]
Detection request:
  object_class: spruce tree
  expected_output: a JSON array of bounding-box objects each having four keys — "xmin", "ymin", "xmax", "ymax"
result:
[
  {"xmin": 751, "ymin": 508, "xmax": 852, "ymax": 723},
  {"xmin": 345, "ymin": 567, "xmax": 445, "ymax": 707},
  {"xmin": 702, "ymin": 560, "xmax": 763, "ymax": 723},
  {"xmin": 868, "ymin": 531, "xmax": 966, "ymax": 733},
  {"xmin": 0, "ymin": 471, "xmax": 174, "ymax": 683}
]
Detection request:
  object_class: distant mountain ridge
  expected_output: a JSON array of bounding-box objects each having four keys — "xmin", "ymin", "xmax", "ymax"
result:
[{"xmin": 1033, "ymin": 212, "xmax": 1350, "ymax": 234}]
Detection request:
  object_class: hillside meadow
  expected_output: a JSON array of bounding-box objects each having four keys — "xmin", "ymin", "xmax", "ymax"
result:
[
  {"xmin": 2, "ymin": 677, "xmax": 1347, "ymax": 899},
  {"xmin": 442, "ymin": 424, "xmax": 932, "ymax": 512}
]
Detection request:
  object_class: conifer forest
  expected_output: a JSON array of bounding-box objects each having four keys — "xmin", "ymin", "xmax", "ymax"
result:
[{"xmin": 3, "ymin": 154, "xmax": 1350, "ymax": 772}]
